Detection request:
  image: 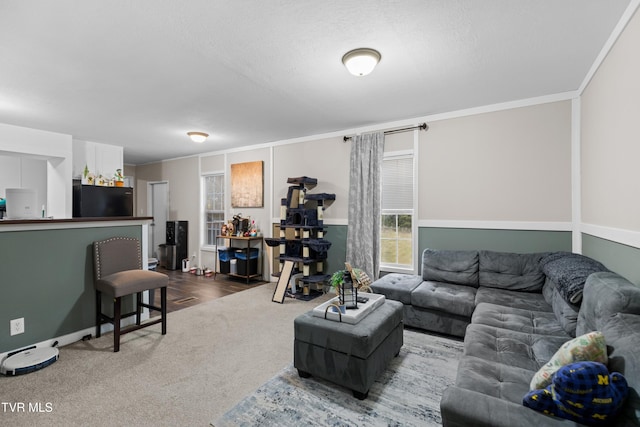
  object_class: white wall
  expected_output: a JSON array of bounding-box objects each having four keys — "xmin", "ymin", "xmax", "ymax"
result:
[
  {"xmin": 581, "ymin": 7, "xmax": 640, "ymax": 233},
  {"xmin": 419, "ymin": 101, "xmax": 572, "ymax": 223},
  {"xmin": 273, "ymin": 136, "xmax": 350, "ymax": 222}
]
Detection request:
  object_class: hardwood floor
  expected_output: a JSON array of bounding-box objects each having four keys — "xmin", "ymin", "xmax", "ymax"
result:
[{"xmin": 152, "ymin": 267, "xmax": 267, "ymax": 313}]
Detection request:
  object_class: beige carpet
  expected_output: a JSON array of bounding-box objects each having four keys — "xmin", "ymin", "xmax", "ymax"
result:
[{"xmin": 0, "ymin": 283, "xmax": 331, "ymax": 427}]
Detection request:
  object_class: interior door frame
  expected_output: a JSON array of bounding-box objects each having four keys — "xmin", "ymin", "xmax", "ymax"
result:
[{"xmin": 147, "ymin": 181, "xmax": 169, "ymax": 259}]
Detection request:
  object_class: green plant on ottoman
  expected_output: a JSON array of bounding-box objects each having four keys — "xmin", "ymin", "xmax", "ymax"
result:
[{"xmin": 329, "ymin": 266, "xmax": 372, "ymax": 294}]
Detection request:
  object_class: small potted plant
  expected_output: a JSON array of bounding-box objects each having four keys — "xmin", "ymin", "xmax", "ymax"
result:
[
  {"xmin": 330, "ymin": 263, "xmax": 371, "ymax": 310},
  {"xmin": 115, "ymin": 169, "xmax": 125, "ymax": 187}
]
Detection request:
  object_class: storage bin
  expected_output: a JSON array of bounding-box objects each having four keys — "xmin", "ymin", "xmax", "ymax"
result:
[
  {"xmin": 234, "ymin": 248, "xmax": 259, "ymax": 260},
  {"xmin": 218, "ymin": 246, "xmax": 236, "ymax": 262},
  {"xmin": 235, "ymin": 248, "xmax": 259, "ymax": 276},
  {"xmin": 219, "ymin": 246, "xmax": 238, "ymax": 274},
  {"xmin": 220, "ymin": 260, "xmax": 231, "ymax": 274}
]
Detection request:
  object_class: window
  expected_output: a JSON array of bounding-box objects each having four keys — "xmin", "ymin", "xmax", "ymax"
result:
[
  {"xmin": 203, "ymin": 174, "xmax": 225, "ymax": 247},
  {"xmin": 380, "ymin": 153, "xmax": 414, "ymax": 270}
]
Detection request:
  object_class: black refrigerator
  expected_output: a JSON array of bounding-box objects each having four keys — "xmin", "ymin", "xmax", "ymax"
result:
[
  {"xmin": 72, "ymin": 180, "xmax": 133, "ymax": 217},
  {"xmin": 166, "ymin": 221, "xmax": 188, "ymax": 270}
]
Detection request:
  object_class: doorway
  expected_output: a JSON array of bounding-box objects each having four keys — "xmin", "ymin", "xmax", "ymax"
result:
[{"xmin": 148, "ymin": 181, "xmax": 169, "ymax": 259}]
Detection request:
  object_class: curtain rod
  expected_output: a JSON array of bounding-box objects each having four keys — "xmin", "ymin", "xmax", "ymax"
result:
[{"xmin": 343, "ymin": 122, "xmax": 428, "ymax": 142}]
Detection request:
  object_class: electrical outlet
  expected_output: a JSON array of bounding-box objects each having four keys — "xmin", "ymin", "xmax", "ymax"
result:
[{"xmin": 10, "ymin": 318, "xmax": 25, "ymax": 336}]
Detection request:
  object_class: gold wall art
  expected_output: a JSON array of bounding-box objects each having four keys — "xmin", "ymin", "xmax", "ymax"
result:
[{"xmin": 231, "ymin": 160, "xmax": 264, "ymax": 208}]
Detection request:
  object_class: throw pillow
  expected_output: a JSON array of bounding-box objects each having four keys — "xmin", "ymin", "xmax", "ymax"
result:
[
  {"xmin": 530, "ymin": 331, "xmax": 607, "ymax": 390},
  {"xmin": 523, "ymin": 361, "xmax": 628, "ymax": 425}
]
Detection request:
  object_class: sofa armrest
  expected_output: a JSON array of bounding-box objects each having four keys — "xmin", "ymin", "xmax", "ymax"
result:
[{"xmin": 440, "ymin": 386, "xmax": 578, "ymax": 427}]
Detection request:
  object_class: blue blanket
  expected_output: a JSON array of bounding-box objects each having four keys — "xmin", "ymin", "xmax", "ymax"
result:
[{"xmin": 539, "ymin": 252, "xmax": 608, "ymax": 305}]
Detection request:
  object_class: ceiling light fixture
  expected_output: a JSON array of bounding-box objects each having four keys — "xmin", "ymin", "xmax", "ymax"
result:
[
  {"xmin": 187, "ymin": 131, "xmax": 209, "ymax": 143},
  {"xmin": 342, "ymin": 48, "xmax": 381, "ymax": 76}
]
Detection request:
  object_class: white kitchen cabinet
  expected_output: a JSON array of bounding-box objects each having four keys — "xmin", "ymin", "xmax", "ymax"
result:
[{"xmin": 73, "ymin": 140, "xmax": 123, "ymax": 179}]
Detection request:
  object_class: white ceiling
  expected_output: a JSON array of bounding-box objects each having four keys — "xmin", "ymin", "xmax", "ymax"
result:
[{"xmin": 0, "ymin": 1, "xmax": 633, "ymax": 165}]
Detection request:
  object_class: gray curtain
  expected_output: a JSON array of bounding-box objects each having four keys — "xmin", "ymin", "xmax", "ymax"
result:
[{"xmin": 346, "ymin": 131, "xmax": 384, "ymax": 280}]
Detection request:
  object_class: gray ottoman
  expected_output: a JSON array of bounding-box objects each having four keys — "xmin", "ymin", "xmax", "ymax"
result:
[{"xmin": 293, "ymin": 299, "xmax": 404, "ymax": 399}]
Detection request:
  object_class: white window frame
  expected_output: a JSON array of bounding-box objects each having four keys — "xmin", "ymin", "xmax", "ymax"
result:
[
  {"xmin": 380, "ymin": 149, "xmax": 416, "ymax": 273},
  {"xmin": 201, "ymin": 172, "xmax": 225, "ymax": 252}
]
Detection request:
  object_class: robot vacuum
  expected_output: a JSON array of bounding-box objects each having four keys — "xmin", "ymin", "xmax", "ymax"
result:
[{"xmin": 1, "ymin": 346, "xmax": 59, "ymax": 376}]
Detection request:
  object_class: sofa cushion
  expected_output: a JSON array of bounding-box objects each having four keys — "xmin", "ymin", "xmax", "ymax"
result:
[
  {"xmin": 550, "ymin": 285, "xmax": 579, "ymax": 337},
  {"xmin": 455, "ymin": 355, "xmax": 534, "ymax": 405},
  {"xmin": 475, "ymin": 287, "xmax": 552, "ymax": 312},
  {"xmin": 463, "ymin": 324, "xmax": 569, "ymax": 371},
  {"xmin": 411, "ymin": 281, "xmax": 476, "ymax": 318},
  {"xmin": 577, "ymin": 271, "xmax": 640, "ymax": 336},
  {"xmin": 472, "ymin": 303, "xmax": 569, "ymax": 337},
  {"xmin": 370, "ymin": 273, "xmax": 422, "ymax": 305},
  {"xmin": 478, "ymin": 250, "xmax": 548, "ymax": 291},
  {"xmin": 529, "ymin": 331, "xmax": 607, "ymax": 390},
  {"xmin": 542, "ymin": 277, "xmax": 555, "ymax": 305},
  {"xmin": 422, "ymin": 248, "xmax": 479, "ymax": 287}
]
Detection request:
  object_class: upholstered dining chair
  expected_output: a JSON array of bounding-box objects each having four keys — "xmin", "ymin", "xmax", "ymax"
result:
[{"xmin": 93, "ymin": 236, "xmax": 169, "ymax": 352}]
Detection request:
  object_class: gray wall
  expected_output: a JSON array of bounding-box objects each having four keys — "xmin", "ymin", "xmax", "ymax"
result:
[
  {"xmin": 582, "ymin": 234, "xmax": 640, "ymax": 285},
  {"xmin": 419, "ymin": 228, "xmax": 572, "ymax": 254}
]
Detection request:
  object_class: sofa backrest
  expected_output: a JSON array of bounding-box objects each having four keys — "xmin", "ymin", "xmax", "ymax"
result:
[
  {"xmin": 577, "ymin": 271, "xmax": 640, "ymax": 336},
  {"xmin": 478, "ymin": 250, "xmax": 548, "ymax": 292},
  {"xmin": 600, "ymin": 312, "xmax": 640, "ymax": 425},
  {"xmin": 576, "ymin": 272, "xmax": 640, "ymax": 424},
  {"xmin": 422, "ymin": 248, "xmax": 479, "ymax": 287}
]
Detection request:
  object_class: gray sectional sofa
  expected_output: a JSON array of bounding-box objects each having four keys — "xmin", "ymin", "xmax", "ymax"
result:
[{"xmin": 370, "ymin": 249, "xmax": 640, "ymax": 426}]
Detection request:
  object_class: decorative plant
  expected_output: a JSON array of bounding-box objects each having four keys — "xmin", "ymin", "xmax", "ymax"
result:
[
  {"xmin": 330, "ymin": 267, "xmax": 372, "ymax": 295},
  {"xmin": 330, "ymin": 268, "xmax": 361, "ymax": 292},
  {"xmin": 329, "ymin": 270, "xmax": 346, "ymax": 293}
]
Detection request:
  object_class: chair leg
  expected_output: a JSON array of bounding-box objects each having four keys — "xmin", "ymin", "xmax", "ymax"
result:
[
  {"xmin": 95, "ymin": 290, "xmax": 102, "ymax": 338},
  {"xmin": 136, "ymin": 292, "xmax": 142, "ymax": 326},
  {"xmin": 113, "ymin": 297, "xmax": 122, "ymax": 353},
  {"xmin": 161, "ymin": 286, "xmax": 167, "ymax": 335}
]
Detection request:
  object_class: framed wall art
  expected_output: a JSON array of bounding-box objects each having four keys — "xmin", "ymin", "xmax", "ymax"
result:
[{"xmin": 231, "ymin": 160, "xmax": 264, "ymax": 208}]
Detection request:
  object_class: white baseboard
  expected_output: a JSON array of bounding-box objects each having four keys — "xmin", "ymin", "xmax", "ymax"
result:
[{"xmin": 0, "ymin": 313, "xmax": 146, "ymax": 362}]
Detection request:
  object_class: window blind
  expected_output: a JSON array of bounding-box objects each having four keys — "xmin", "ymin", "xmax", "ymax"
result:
[{"xmin": 382, "ymin": 157, "xmax": 413, "ymax": 210}]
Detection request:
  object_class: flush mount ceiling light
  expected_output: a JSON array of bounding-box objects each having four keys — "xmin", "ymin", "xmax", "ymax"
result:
[
  {"xmin": 187, "ymin": 131, "xmax": 209, "ymax": 143},
  {"xmin": 342, "ymin": 48, "xmax": 381, "ymax": 76}
]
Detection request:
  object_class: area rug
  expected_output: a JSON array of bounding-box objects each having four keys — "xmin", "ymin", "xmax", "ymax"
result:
[{"xmin": 212, "ymin": 329, "xmax": 463, "ymax": 427}]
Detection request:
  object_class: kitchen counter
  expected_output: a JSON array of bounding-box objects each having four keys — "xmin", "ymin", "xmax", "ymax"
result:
[{"xmin": 0, "ymin": 216, "xmax": 153, "ymax": 231}]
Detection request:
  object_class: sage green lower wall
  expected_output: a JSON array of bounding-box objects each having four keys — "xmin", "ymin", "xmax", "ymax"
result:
[
  {"xmin": 0, "ymin": 225, "xmax": 141, "ymax": 353},
  {"xmin": 321, "ymin": 225, "xmax": 572, "ymax": 277},
  {"xmin": 582, "ymin": 233, "xmax": 640, "ymax": 285},
  {"xmin": 323, "ymin": 224, "xmax": 347, "ymax": 275},
  {"xmin": 418, "ymin": 227, "xmax": 572, "ymax": 255}
]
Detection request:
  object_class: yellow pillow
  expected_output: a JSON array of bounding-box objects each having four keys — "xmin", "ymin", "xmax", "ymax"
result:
[{"xmin": 529, "ymin": 331, "xmax": 607, "ymax": 390}]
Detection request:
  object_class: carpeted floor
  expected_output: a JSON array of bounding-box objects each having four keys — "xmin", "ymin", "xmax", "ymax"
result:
[
  {"xmin": 213, "ymin": 329, "xmax": 463, "ymax": 427},
  {"xmin": 0, "ymin": 282, "xmax": 332, "ymax": 427},
  {"xmin": 0, "ymin": 282, "xmax": 463, "ymax": 427}
]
